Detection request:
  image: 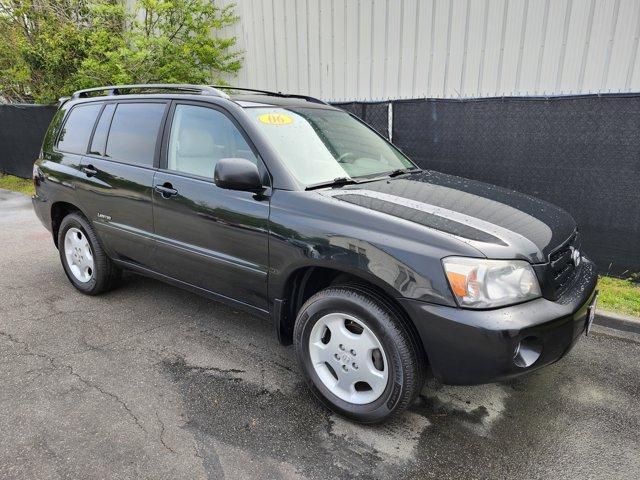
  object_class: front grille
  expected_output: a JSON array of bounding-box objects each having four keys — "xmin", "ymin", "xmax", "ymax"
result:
[{"xmin": 549, "ymin": 232, "xmax": 580, "ymax": 296}]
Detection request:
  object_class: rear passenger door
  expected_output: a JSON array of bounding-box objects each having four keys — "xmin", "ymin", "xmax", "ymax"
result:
[
  {"xmin": 78, "ymin": 100, "xmax": 168, "ymax": 268},
  {"xmin": 152, "ymin": 101, "xmax": 270, "ymax": 311},
  {"xmin": 52, "ymin": 101, "xmax": 103, "ymax": 196}
]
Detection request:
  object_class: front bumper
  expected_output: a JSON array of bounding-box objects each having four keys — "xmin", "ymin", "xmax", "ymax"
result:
[{"xmin": 400, "ymin": 258, "xmax": 598, "ymax": 385}]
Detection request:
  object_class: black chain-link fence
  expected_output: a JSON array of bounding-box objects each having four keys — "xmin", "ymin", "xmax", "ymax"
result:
[
  {"xmin": 337, "ymin": 94, "xmax": 640, "ymax": 275},
  {"xmin": 0, "ymin": 104, "xmax": 57, "ymax": 178},
  {"xmin": 333, "ymin": 101, "xmax": 390, "ymax": 139},
  {"xmin": 2, "ymin": 97, "xmax": 638, "ymax": 274}
]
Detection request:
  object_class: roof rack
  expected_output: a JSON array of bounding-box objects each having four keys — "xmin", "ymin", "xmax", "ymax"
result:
[
  {"xmin": 71, "ymin": 84, "xmax": 230, "ymax": 99},
  {"xmin": 211, "ymin": 86, "xmax": 328, "ymax": 105}
]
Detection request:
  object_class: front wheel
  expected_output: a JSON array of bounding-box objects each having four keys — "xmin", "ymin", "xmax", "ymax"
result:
[{"xmin": 294, "ymin": 286, "xmax": 424, "ymax": 423}]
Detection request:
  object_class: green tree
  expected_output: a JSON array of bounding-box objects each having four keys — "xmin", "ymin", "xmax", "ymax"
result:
[{"xmin": 0, "ymin": 0, "xmax": 241, "ymax": 103}]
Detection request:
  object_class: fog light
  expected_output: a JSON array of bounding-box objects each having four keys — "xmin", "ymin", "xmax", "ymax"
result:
[{"xmin": 513, "ymin": 336, "xmax": 542, "ymax": 368}]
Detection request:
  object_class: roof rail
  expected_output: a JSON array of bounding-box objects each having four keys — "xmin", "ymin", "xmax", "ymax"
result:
[
  {"xmin": 212, "ymin": 86, "xmax": 328, "ymax": 105},
  {"xmin": 71, "ymin": 84, "xmax": 230, "ymax": 100}
]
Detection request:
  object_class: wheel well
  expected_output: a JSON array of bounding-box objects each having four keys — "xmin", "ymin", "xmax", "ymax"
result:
[
  {"xmin": 51, "ymin": 202, "xmax": 81, "ymax": 248},
  {"xmin": 277, "ymin": 267, "xmax": 426, "ymax": 366},
  {"xmin": 282, "ymin": 268, "xmax": 343, "ymax": 334}
]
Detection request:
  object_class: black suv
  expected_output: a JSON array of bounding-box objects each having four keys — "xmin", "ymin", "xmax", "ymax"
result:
[{"xmin": 32, "ymin": 84, "xmax": 598, "ymax": 423}]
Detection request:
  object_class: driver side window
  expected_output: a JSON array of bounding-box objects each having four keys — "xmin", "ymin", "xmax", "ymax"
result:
[{"xmin": 167, "ymin": 104, "xmax": 258, "ymax": 179}]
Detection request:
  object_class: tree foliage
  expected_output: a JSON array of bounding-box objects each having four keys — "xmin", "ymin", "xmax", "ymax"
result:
[{"xmin": 0, "ymin": 0, "xmax": 241, "ymax": 103}]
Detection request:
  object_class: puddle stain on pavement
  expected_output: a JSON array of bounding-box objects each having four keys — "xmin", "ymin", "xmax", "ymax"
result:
[
  {"xmin": 162, "ymin": 356, "xmax": 517, "ymax": 479},
  {"xmin": 163, "ymin": 356, "xmax": 441, "ymax": 478}
]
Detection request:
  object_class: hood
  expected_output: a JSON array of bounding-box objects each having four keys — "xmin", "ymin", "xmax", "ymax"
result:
[{"xmin": 321, "ymin": 170, "xmax": 576, "ymax": 263}]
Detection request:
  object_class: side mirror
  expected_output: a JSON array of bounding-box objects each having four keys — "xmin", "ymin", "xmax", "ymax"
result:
[{"xmin": 214, "ymin": 158, "xmax": 263, "ymax": 192}]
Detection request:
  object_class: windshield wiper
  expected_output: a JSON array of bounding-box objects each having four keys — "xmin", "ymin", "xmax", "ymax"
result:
[
  {"xmin": 305, "ymin": 177, "xmax": 358, "ymax": 190},
  {"xmin": 387, "ymin": 168, "xmax": 421, "ymax": 178}
]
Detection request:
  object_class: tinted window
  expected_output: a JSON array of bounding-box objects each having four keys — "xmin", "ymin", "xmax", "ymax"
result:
[
  {"xmin": 89, "ymin": 104, "xmax": 115, "ymax": 156},
  {"xmin": 167, "ymin": 104, "xmax": 258, "ymax": 179},
  {"xmin": 106, "ymin": 103, "xmax": 166, "ymax": 166},
  {"xmin": 43, "ymin": 108, "xmax": 66, "ymax": 151},
  {"xmin": 57, "ymin": 103, "xmax": 102, "ymax": 154}
]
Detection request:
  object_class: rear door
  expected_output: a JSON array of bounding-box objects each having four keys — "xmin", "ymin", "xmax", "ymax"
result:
[
  {"xmin": 78, "ymin": 100, "xmax": 168, "ymax": 268},
  {"xmin": 152, "ymin": 101, "xmax": 270, "ymax": 311},
  {"xmin": 50, "ymin": 101, "xmax": 103, "ymax": 199}
]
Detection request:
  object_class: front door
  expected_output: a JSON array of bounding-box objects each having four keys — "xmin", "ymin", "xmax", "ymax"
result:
[{"xmin": 152, "ymin": 102, "xmax": 270, "ymax": 311}]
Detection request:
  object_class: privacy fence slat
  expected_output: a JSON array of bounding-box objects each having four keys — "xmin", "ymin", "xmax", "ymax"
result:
[{"xmin": 0, "ymin": 104, "xmax": 57, "ymax": 178}]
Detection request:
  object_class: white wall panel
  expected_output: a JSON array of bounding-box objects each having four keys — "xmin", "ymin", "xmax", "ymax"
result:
[
  {"xmin": 608, "ymin": 0, "xmax": 638, "ymax": 91},
  {"xmin": 215, "ymin": 0, "xmax": 640, "ymax": 101}
]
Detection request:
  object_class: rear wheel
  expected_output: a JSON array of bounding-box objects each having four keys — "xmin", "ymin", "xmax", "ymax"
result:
[
  {"xmin": 294, "ymin": 286, "xmax": 424, "ymax": 423},
  {"xmin": 58, "ymin": 212, "xmax": 121, "ymax": 294}
]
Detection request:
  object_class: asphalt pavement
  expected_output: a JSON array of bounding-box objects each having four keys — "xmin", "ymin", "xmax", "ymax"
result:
[{"xmin": 1, "ymin": 188, "xmax": 639, "ymax": 479}]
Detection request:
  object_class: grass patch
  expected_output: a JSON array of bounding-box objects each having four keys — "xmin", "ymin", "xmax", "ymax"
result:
[
  {"xmin": 598, "ymin": 275, "xmax": 640, "ymax": 317},
  {"xmin": 0, "ymin": 173, "xmax": 34, "ymax": 196}
]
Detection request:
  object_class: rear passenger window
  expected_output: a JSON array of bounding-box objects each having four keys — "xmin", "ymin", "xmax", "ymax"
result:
[
  {"xmin": 89, "ymin": 104, "xmax": 115, "ymax": 156},
  {"xmin": 57, "ymin": 103, "xmax": 102, "ymax": 154},
  {"xmin": 167, "ymin": 104, "xmax": 258, "ymax": 179},
  {"xmin": 106, "ymin": 103, "xmax": 166, "ymax": 166}
]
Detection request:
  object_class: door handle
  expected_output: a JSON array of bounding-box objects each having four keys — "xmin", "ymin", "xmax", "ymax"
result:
[
  {"xmin": 82, "ymin": 165, "xmax": 98, "ymax": 177},
  {"xmin": 154, "ymin": 183, "xmax": 178, "ymax": 198}
]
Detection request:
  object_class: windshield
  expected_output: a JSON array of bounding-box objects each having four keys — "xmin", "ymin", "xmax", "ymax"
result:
[{"xmin": 247, "ymin": 107, "xmax": 415, "ymax": 185}]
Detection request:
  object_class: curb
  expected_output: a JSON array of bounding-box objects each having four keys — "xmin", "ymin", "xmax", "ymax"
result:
[{"xmin": 594, "ymin": 310, "xmax": 640, "ymax": 335}]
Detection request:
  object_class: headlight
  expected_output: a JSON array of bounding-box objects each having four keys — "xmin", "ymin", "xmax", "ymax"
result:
[{"xmin": 442, "ymin": 257, "xmax": 541, "ymax": 309}]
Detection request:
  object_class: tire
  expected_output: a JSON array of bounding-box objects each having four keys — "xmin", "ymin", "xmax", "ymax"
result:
[
  {"xmin": 294, "ymin": 286, "xmax": 425, "ymax": 423},
  {"xmin": 57, "ymin": 212, "xmax": 121, "ymax": 295}
]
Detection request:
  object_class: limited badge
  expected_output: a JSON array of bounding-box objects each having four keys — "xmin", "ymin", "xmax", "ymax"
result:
[{"xmin": 258, "ymin": 113, "xmax": 293, "ymax": 125}]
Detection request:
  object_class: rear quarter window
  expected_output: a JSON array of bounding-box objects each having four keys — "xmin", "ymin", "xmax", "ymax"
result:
[
  {"xmin": 42, "ymin": 108, "xmax": 66, "ymax": 152},
  {"xmin": 89, "ymin": 104, "xmax": 115, "ymax": 156},
  {"xmin": 105, "ymin": 103, "xmax": 166, "ymax": 166},
  {"xmin": 56, "ymin": 103, "xmax": 102, "ymax": 154}
]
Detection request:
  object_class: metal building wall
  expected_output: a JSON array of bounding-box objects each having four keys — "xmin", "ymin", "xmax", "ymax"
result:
[{"xmin": 218, "ymin": 0, "xmax": 640, "ymax": 102}]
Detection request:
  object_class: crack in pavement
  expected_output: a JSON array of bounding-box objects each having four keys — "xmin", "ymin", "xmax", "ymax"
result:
[
  {"xmin": 1, "ymin": 330, "xmax": 148, "ymax": 435},
  {"xmin": 156, "ymin": 411, "xmax": 177, "ymax": 454},
  {"xmin": 1, "ymin": 330, "xmax": 29, "ymax": 347},
  {"xmin": 189, "ymin": 365, "xmax": 246, "ymax": 375},
  {"xmin": 59, "ymin": 361, "xmax": 149, "ymax": 434},
  {"xmin": 0, "ymin": 330, "xmax": 57, "ymax": 370},
  {"xmin": 1, "ymin": 313, "xmax": 191, "ymax": 366},
  {"xmin": 67, "ymin": 320, "xmax": 185, "ymax": 357}
]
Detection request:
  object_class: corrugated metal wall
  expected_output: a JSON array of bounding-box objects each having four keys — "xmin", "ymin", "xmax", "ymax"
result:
[{"xmin": 218, "ymin": 0, "xmax": 640, "ymax": 102}]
